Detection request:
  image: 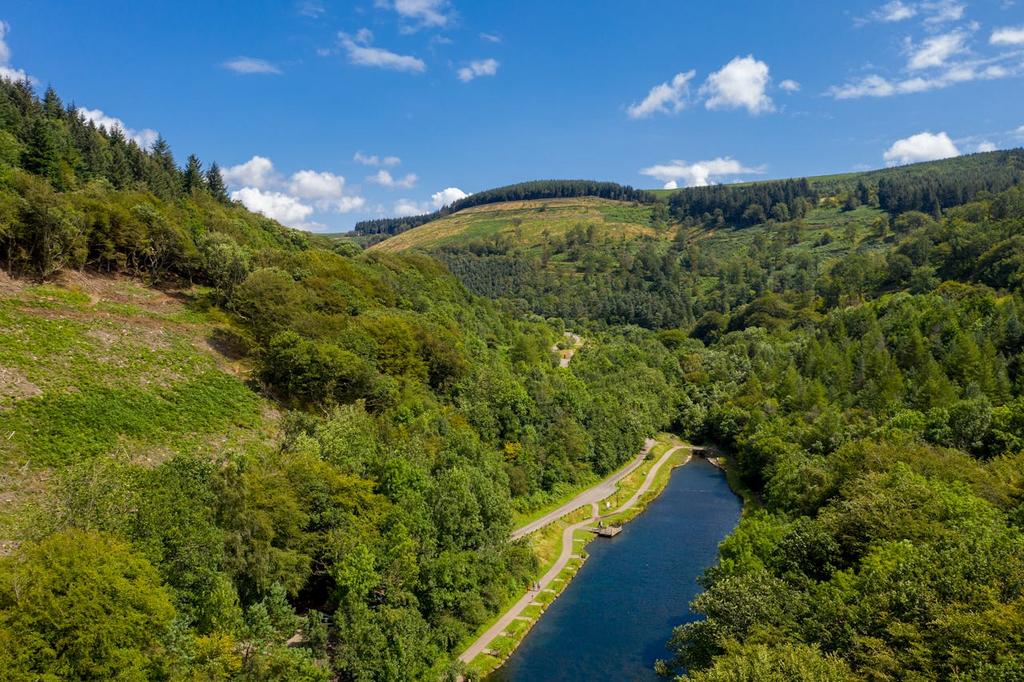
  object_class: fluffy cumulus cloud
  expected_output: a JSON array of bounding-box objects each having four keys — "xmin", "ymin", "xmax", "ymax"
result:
[
  {"xmin": 77, "ymin": 107, "xmax": 159, "ymax": 150},
  {"xmin": 700, "ymin": 56, "xmax": 774, "ymax": 114},
  {"xmin": 369, "ymin": 169, "xmax": 418, "ymax": 188},
  {"xmin": 339, "ymin": 29, "xmax": 425, "ymax": 72},
  {"xmin": 0, "ymin": 20, "xmax": 35, "ymax": 83},
  {"xmin": 222, "ymin": 56, "xmax": 281, "ymax": 75},
  {"xmin": 883, "ymin": 131, "xmax": 960, "ymax": 165},
  {"xmin": 977, "ymin": 141, "xmax": 998, "ymax": 152},
  {"xmin": 779, "ymin": 79, "xmax": 801, "ymax": 92},
  {"xmin": 639, "ymin": 157, "xmax": 761, "ymax": 188},
  {"xmin": 230, "ymin": 187, "xmax": 315, "ymax": 227},
  {"xmin": 431, "ymin": 186, "xmax": 468, "ymax": 207},
  {"xmin": 222, "ymin": 155, "xmax": 277, "ymax": 190},
  {"xmin": 991, "ymin": 26, "xmax": 1024, "ymax": 45},
  {"xmin": 223, "ymin": 156, "xmax": 366, "ymax": 228},
  {"xmin": 392, "ymin": 199, "xmax": 426, "ymax": 217},
  {"xmin": 627, "ymin": 70, "xmax": 695, "ymax": 119},
  {"xmin": 354, "ymin": 151, "xmax": 401, "ymax": 166},
  {"xmin": 288, "ymin": 169, "xmax": 346, "ymax": 200},
  {"xmin": 457, "ymin": 58, "xmax": 499, "ymax": 82},
  {"xmin": 392, "ymin": 186, "xmax": 469, "ymax": 216}
]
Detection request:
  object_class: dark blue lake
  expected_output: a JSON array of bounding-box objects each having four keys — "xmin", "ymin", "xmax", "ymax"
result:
[{"xmin": 488, "ymin": 457, "xmax": 742, "ymax": 682}]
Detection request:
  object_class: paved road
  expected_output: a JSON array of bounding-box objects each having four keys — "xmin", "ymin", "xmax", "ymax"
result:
[
  {"xmin": 459, "ymin": 443, "xmax": 691, "ymax": 666},
  {"xmin": 511, "ymin": 437, "xmax": 656, "ymax": 541}
]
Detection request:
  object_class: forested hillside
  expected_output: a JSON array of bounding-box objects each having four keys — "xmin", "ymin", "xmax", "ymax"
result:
[
  {"xmin": 352, "ymin": 180, "xmax": 656, "ymax": 237},
  {"xmin": 363, "ymin": 147, "xmax": 1024, "ymax": 678},
  {"xmin": 2, "ymin": 71, "xmax": 1024, "ymax": 682},
  {"xmin": 0, "ymin": 79, "xmax": 680, "ymax": 681}
]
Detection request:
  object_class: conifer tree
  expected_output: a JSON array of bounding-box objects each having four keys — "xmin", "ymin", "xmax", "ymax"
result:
[
  {"xmin": 182, "ymin": 153, "xmax": 205, "ymax": 194},
  {"xmin": 42, "ymin": 86, "xmax": 63, "ymax": 119},
  {"xmin": 22, "ymin": 115, "xmax": 59, "ymax": 182},
  {"xmin": 206, "ymin": 161, "xmax": 229, "ymax": 202}
]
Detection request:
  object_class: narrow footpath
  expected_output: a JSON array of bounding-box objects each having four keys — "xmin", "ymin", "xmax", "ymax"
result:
[
  {"xmin": 459, "ymin": 443, "xmax": 692, "ymax": 666},
  {"xmin": 512, "ymin": 438, "xmax": 656, "ymax": 540}
]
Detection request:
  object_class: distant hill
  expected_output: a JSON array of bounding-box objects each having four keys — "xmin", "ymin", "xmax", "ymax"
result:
[
  {"xmin": 352, "ymin": 180, "xmax": 657, "ymax": 237},
  {"xmin": 369, "ymin": 196, "xmax": 664, "ymax": 253},
  {"xmin": 363, "ymin": 150, "xmax": 1023, "ymax": 254}
]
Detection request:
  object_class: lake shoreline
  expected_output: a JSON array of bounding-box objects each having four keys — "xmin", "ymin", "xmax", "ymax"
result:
[{"xmin": 466, "ymin": 437, "xmax": 713, "ymax": 678}]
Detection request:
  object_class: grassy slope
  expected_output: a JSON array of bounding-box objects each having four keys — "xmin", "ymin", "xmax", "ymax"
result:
[
  {"xmin": 0, "ymin": 272, "xmax": 277, "ymax": 543},
  {"xmin": 369, "ymin": 197, "xmax": 660, "ymax": 253}
]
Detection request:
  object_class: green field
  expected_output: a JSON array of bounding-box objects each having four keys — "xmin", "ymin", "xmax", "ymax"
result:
[{"xmin": 370, "ymin": 196, "xmax": 662, "ymax": 252}]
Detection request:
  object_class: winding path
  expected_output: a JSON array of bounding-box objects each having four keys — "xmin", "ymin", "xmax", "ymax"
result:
[
  {"xmin": 458, "ymin": 443, "xmax": 691, "ymax": 665},
  {"xmin": 512, "ymin": 438, "xmax": 656, "ymax": 540}
]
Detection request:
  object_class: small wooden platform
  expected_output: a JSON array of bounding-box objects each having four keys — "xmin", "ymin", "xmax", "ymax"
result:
[{"xmin": 588, "ymin": 525, "xmax": 622, "ymax": 537}]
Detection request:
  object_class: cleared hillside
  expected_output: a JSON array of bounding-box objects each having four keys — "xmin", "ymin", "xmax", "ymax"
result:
[{"xmin": 370, "ymin": 197, "xmax": 663, "ymax": 253}]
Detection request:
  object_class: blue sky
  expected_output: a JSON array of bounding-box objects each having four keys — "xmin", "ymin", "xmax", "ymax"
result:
[{"xmin": 2, "ymin": 0, "xmax": 1023, "ymax": 231}]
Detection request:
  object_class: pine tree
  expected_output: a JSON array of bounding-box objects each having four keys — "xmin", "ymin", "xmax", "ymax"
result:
[
  {"xmin": 206, "ymin": 162, "xmax": 229, "ymax": 202},
  {"xmin": 182, "ymin": 153, "xmax": 205, "ymax": 194},
  {"xmin": 22, "ymin": 116, "xmax": 60, "ymax": 182},
  {"xmin": 42, "ymin": 86, "xmax": 63, "ymax": 119}
]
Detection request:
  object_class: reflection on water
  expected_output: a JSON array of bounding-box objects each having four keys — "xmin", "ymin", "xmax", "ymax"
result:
[{"xmin": 488, "ymin": 457, "xmax": 741, "ymax": 682}]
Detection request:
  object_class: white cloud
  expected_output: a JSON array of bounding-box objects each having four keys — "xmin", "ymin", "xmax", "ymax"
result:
[
  {"xmin": 288, "ymin": 169, "xmax": 346, "ymax": 199},
  {"xmin": 222, "ymin": 155, "xmax": 277, "ymax": 189},
  {"xmin": 392, "ymin": 186, "xmax": 469, "ymax": 216},
  {"xmin": 354, "ymin": 151, "xmax": 401, "ymax": 166},
  {"xmin": 393, "ymin": 199, "xmax": 426, "ymax": 217},
  {"xmin": 0, "ymin": 21, "xmax": 35, "ymax": 84},
  {"xmin": 224, "ymin": 156, "xmax": 366, "ymax": 227},
  {"xmin": 639, "ymin": 158, "xmax": 761, "ymax": 187},
  {"xmin": 77, "ymin": 107, "xmax": 159, "ymax": 149},
  {"xmin": 231, "ymin": 187, "xmax": 315, "ymax": 227},
  {"xmin": 883, "ymin": 131, "xmax": 960, "ymax": 165},
  {"xmin": 0, "ymin": 20, "xmax": 9, "ymax": 64},
  {"xmin": 991, "ymin": 26, "xmax": 1024, "ymax": 45},
  {"xmin": 331, "ymin": 196, "xmax": 367, "ymax": 213},
  {"xmin": 297, "ymin": 1, "xmax": 326, "ymax": 18},
  {"xmin": 1016, "ymin": 125, "xmax": 1024, "ymax": 139},
  {"xmin": 701, "ymin": 56, "xmax": 774, "ymax": 114},
  {"xmin": 457, "ymin": 58, "xmax": 499, "ymax": 82},
  {"xmin": 369, "ymin": 169, "xmax": 418, "ymax": 188},
  {"xmin": 480, "ymin": 32, "xmax": 502, "ymax": 43},
  {"xmin": 222, "ymin": 56, "xmax": 281, "ymax": 75},
  {"xmin": 339, "ymin": 30, "xmax": 426, "ymax": 72},
  {"xmin": 922, "ymin": 0, "xmax": 965, "ymax": 24},
  {"xmin": 627, "ymin": 70, "xmax": 695, "ymax": 119},
  {"xmin": 873, "ymin": 0, "xmax": 918, "ymax": 22},
  {"xmin": 907, "ymin": 31, "xmax": 967, "ymax": 70},
  {"xmin": 976, "ymin": 141, "xmax": 998, "ymax": 152},
  {"xmin": 779, "ymin": 79, "xmax": 801, "ymax": 92},
  {"xmin": 432, "ymin": 186, "xmax": 468, "ymax": 208},
  {"xmin": 377, "ymin": 0, "xmax": 453, "ymax": 31},
  {"xmin": 828, "ymin": 53, "xmax": 1024, "ymax": 98}
]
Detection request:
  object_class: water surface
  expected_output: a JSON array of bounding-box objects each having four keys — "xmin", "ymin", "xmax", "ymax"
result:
[{"xmin": 489, "ymin": 457, "xmax": 741, "ymax": 681}]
